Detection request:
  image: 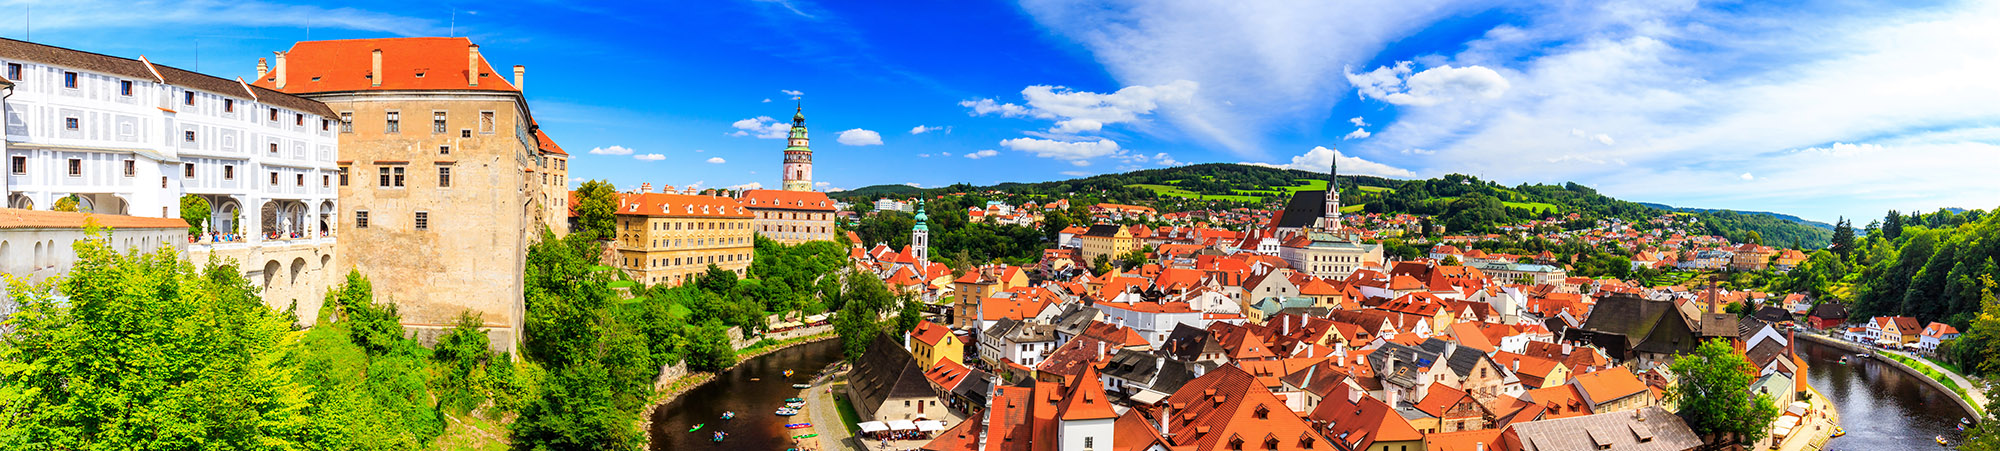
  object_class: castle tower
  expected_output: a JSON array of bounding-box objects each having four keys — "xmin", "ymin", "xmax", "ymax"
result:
[
  {"xmin": 781, "ymin": 104, "xmax": 814, "ymax": 192},
  {"xmin": 1321, "ymin": 149, "xmax": 1341, "ymax": 231},
  {"xmin": 912, "ymin": 199, "xmax": 930, "ymax": 263}
]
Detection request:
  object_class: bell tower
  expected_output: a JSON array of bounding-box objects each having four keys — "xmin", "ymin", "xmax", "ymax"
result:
[
  {"xmin": 1321, "ymin": 149, "xmax": 1341, "ymax": 231},
  {"xmin": 781, "ymin": 103, "xmax": 814, "ymax": 192},
  {"xmin": 912, "ymin": 199, "xmax": 930, "ymax": 263}
]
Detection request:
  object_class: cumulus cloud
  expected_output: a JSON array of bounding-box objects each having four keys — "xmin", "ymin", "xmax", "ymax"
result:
[
  {"xmin": 816, "ymin": 182, "xmax": 830, "ymax": 187},
  {"xmin": 727, "ymin": 182, "xmax": 763, "ymax": 191},
  {"xmin": 781, "ymin": 89, "xmax": 803, "ymax": 97},
  {"xmin": 1350, "ymin": 117, "xmax": 1369, "ymax": 127},
  {"xmin": 904, "ymin": 182, "xmax": 922, "ymax": 187},
  {"xmin": 1401, "ymin": 148, "xmax": 1436, "ymax": 155},
  {"xmin": 999, "ymin": 137, "xmax": 1124, "ymax": 165},
  {"xmin": 1246, "ymin": 146, "xmax": 1416, "ymax": 178},
  {"xmin": 910, "ymin": 125, "xmax": 947, "ymax": 134},
  {"xmin": 965, "ymin": 149, "xmax": 1000, "ymax": 159},
  {"xmin": 588, "ymin": 145, "xmax": 634, "ymax": 156},
  {"xmin": 730, "ymin": 117, "xmax": 791, "ymax": 139},
  {"xmin": 1343, "ymin": 128, "xmax": 1372, "ymax": 140},
  {"xmin": 763, "ymin": 98, "xmax": 772, "ymax": 103},
  {"xmin": 962, "ymin": 81, "xmax": 1197, "ymax": 135},
  {"xmin": 706, "ymin": 157, "xmax": 727, "ymax": 164},
  {"xmin": 633, "ymin": 154, "xmax": 666, "ymax": 161},
  {"xmin": 837, "ymin": 129, "xmax": 883, "ymax": 146},
  {"xmin": 1060, "ymin": 171, "xmax": 1092, "ymax": 177},
  {"xmin": 1740, "ymin": 173, "xmax": 1755, "ymax": 180},
  {"xmin": 1154, "ymin": 153, "xmax": 1182, "ymax": 166},
  {"xmin": 1347, "ymin": 61, "xmax": 1510, "ymax": 106}
]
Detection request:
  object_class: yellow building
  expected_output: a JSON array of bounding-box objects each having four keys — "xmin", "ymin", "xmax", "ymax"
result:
[
  {"xmin": 1077, "ymin": 224, "xmax": 1134, "ymax": 266},
  {"xmin": 907, "ymin": 320, "xmax": 963, "ymax": 370},
  {"xmin": 610, "ymin": 191, "xmax": 755, "ymax": 286}
]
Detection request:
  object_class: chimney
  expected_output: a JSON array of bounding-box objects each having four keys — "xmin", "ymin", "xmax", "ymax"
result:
[
  {"xmin": 467, "ymin": 44, "xmax": 481, "ymax": 87},
  {"xmin": 273, "ymin": 51, "xmax": 288, "ymax": 89},
  {"xmin": 1347, "ymin": 386, "xmax": 1362, "ymax": 404},
  {"xmin": 1159, "ymin": 404, "xmax": 1172, "ymax": 437},
  {"xmin": 370, "ymin": 49, "xmax": 382, "ymax": 87},
  {"xmin": 1513, "ymin": 360, "xmax": 1520, "ymax": 372},
  {"xmin": 514, "ymin": 65, "xmax": 525, "ymax": 90},
  {"xmin": 1562, "ymin": 342, "xmax": 1573, "ymax": 355},
  {"xmin": 641, "ymin": 183, "xmax": 652, "ymax": 193},
  {"xmin": 256, "ymin": 58, "xmax": 268, "ymax": 78}
]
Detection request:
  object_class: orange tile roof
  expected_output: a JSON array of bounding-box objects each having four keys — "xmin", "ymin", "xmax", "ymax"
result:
[
  {"xmin": 739, "ymin": 189, "xmax": 837, "ymax": 211},
  {"xmin": 609, "ymin": 192, "xmax": 750, "ymax": 218},
  {"xmin": 1057, "ymin": 366, "xmax": 1118, "ymax": 421},
  {"xmin": 1163, "ymin": 365, "xmax": 1329, "ymax": 451},
  {"xmin": 252, "ymin": 37, "xmax": 519, "ymax": 93},
  {"xmin": 1572, "ymin": 367, "xmax": 1648, "ymax": 405},
  {"xmin": 910, "ymin": 320, "xmax": 953, "ymax": 347},
  {"xmin": 533, "ymin": 128, "xmax": 567, "ymax": 156},
  {"xmin": 1423, "ymin": 428, "xmax": 1503, "ymax": 451},
  {"xmin": 1111, "ymin": 408, "xmax": 1171, "ymax": 451},
  {"xmin": 0, "ymin": 209, "xmax": 187, "ymax": 230}
]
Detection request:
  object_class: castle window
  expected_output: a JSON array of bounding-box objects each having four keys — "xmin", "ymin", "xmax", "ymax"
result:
[
  {"xmin": 433, "ymin": 111, "xmax": 448, "ymax": 134},
  {"xmin": 385, "ymin": 111, "xmax": 401, "ymax": 133},
  {"xmin": 479, "ymin": 111, "xmax": 495, "ymax": 133},
  {"xmin": 64, "ymin": 71, "xmax": 78, "ymax": 89},
  {"xmin": 355, "ymin": 210, "xmax": 369, "ymax": 228},
  {"xmin": 124, "ymin": 160, "xmax": 135, "ymax": 177},
  {"xmin": 340, "ymin": 112, "xmax": 354, "ymax": 133},
  {"xmin": 120, "ymin": 80, "xmax": 132, "ymax": 96},
  {"xmin": 415, "ymin": 211, "xmax": 429, "ymax": 231}
]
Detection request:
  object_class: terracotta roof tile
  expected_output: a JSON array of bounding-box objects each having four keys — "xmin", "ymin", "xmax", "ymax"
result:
[{"xmin": 252, "ymin": 37, "xmax": 519, "ymax": 93}]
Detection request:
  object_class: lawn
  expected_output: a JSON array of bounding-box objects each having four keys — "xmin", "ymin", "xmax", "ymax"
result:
[
  {"xmin": 1128, "ymin": 184, "xmax": 1266, "ymax": 202},
  {"xmin": 1423, "ymin": 196, "xmax": 1559, "ymax": 214},
  {"xmin": 1358, "ymin": 186, "xmax": 1395, "ymax": 193},
  {"xmin": 832, "ymin": 386, "xmax": 864, "ymax": 436}
]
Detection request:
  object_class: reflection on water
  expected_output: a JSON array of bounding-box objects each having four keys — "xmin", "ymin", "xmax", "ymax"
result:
[
  {"xmin": 650, "ymin": 339, "xmax": 842, "ymax": 451},
  {"xmin": 1798, "ymin": 337, "xmax": 1971, "ymax": 450}
]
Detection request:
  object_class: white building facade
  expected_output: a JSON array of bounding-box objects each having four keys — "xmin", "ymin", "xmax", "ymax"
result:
[{"xmin": 1, "ymin": 39, "xmax": 341, "ymax": 321}]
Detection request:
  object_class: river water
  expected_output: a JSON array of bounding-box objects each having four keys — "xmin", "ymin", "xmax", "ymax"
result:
[
  {"xmin": 650, "ymin": 339, "xmax": 842, "ymax": 451},
  {"xmin": 1797, "ymin": 337, "xmax": 1972, "ymax": 449}
]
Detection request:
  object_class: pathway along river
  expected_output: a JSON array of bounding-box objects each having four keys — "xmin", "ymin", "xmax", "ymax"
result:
[
  {"xmin": 651, "ymin": 339, "xmax": 841, "ymax": 451},
  {"xmin": 1798, "ymin": 337, "xmax": 1973, "ymax": 449}
]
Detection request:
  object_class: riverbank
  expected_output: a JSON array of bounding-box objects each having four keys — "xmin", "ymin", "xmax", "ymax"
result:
[
  {"xmin": 1795, "ymin": 332, "xmax": 1984, "ymax": 417},
  {"xmin": 638, "ymin": 331, "xmax": 839, "ymax": 448}
]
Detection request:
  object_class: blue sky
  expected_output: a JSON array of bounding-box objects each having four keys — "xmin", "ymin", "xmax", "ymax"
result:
[{"xmin": 6, "ymin": 0, "xmax": 1998, "ymax": 223}]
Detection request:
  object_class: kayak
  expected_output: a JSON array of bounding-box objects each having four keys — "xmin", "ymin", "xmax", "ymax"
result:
[
  {"xmin": 714, "ymin": 431, "xmax": 727, "ymax": 442},
  {"xmin": 784, "ymin": 397, "xmax": 806, "ymax": 403},
  {"xmin": 689, "ymin": 423, "xmax": 704, "ymax": 432},
  {"xmin": 1832, "ymin": 427, "xmax": 1845, "ymax": 437},
  {"xmin": 785, "ymin": 423, "xmax": 813, "ymax": 429},
  {"xmin": 794, "ymin": 433, "xmax": 819, "ymax": 439},
  {"xmin": 785, "ymin": 369, "xmax": 796, "ymax": 377},
  {"xmin": 776, "ymin": 408, "xmax": 801, "ymax": 416},
  {"xmin": 792, "ymin": 383, "xmax": 811, "ymax": 389}
]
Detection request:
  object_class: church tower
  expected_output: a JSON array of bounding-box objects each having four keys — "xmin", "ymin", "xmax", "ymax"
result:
[
  {"xmin": 1320, "ymin": 150, "xmax": 1341, "ymax": 231},
  {"xmin": 912, "ymin": 199, "xmax": 930, "ymax": 263},
  {"xmin": 781, "ymin": 104, "xmax": 814, "ymax": 192}
]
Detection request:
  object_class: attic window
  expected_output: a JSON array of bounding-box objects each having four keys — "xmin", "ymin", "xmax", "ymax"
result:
[
  {"xmin": 414, "ymin": 71, "xmax": 426, "ymax": 78},
  {"xmin": 311, "ymin": 76, "xmax": 321, "ymax": 81}
]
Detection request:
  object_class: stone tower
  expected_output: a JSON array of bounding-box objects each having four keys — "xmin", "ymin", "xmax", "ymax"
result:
[
  {"xmin": 1321, "ymin": 149, "xmax": 1341, "ymax": 231},
  {"xmin": 781, "ymin": 104, "xmax": 814, "ymax": 192},
  {"xmin": 912, "ymin": 199, "xmax": 930, "ymax": 263}
]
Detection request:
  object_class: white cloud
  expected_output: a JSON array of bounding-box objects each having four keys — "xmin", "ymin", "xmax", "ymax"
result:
[
  {"xmin": 1154, "ymin": 153, "xmax": 1182, "ymax": 166},
  {"xmin": 1016, "ymin": 1, "xmax": 1492, "ymax": 156},
  {"xmin": 684, "ymin": 181, "xmax": 706, "ymax": 192},
  {"xmin": 917, "ymin": 153, "xmax": 932, "ymax": 158},
  {"xmin": 763, "ymin": 98, "xmax": 772, "ymax": 103},
  {"xmin": 816, "ymin": 182, "xmax": 831, "ymax": 187},
  {"xmin": 1739, "ymin": 173, "xmax": 1755, "ymax": 181},
  {"xmin": 1346, "ymin": 61, "xmax": 1509, "ymax": 107},
  {"xmin": 962, "ymin": 81, "xmax": 1197, "ymax": 135},
  {"xmin": 633, "ymin": 154, "xmax": 666, "ymax": 161},
  {"xmin": 706, "ymin": 157, "xmax": 727, "ymax": 164},
  {"xmin": 1343, "ymin": 128, "xmax": 1372, "ymax": 140},
  {"xmin": 1401, "ymin": 148, "xmax": 1435, "ymax": 155},
  {"xmin": 999, "ymin": 137, "xmax": 1124, "ymax": 165},
  {"xmin": 727, "ymin": 182, "xmax": 763, "ymax": 191},
  {"xmin": 965, "ymin": 149, "xmax": 1000, "ymax": 159},
  {"xmin": 837, "ymin": 129, "xmax": 884, "ymax": 146},
  {"xmin": 941, "ymin": 152, "xmax": 952, "ymax": 157},
  {"xmin": 1246, "ymin": 146, "xmax": 1416, "ymax": 178},
  {"xmin": 1350, "ymin": 117, "xmax": 1369, "ymax": 127},
  {"xmin": 781, "ymin": 89, "xmax": 804, "ymax": 97},
  {"xmin": 730, "ymin": 116, "xmax": 791, "ymax": 139},
  {"xmin": 904, "ymin": 182, "xmax": 922, "ymax": 187},
  {"xmin": 1354, "ymin": 1, "xmax": 2000, "ymax": 221},
  {"xmin": 910, "ymin": 125, "xmax": 947, "ymax": 134},
  {"xmin": 11, "ymin": 0, "xmax": 446, "ymax": 36},
  {"xmin": 1060, "ymin": 171, "xmax": 1092, "ymax": 177},
  {"xmin": 588, "ymin": 145, "xmax": 634, "ymax": 156}
]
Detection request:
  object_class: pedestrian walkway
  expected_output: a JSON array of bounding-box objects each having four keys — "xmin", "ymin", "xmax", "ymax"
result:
[
  {"xmin": 1885, "ymin": 349, "xmax": 1987, "ymax": 412},
  {"xmin": 805, "ymin": 365, "xmax": 859, "ymax": 450}
]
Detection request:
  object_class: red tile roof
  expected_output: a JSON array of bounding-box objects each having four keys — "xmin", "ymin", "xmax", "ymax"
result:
[
  {"xmin": 740, "ymin": 189, "xmax": 837, "ymax": 211},
  {"xmin": 252, "ymin": 37, "xmax": 519, "ymax": 93},
  {"xmin": 1164, "ymin": 365, "xmax": 1329, "ymax": 451},
  {"xmin": 609, "ymin": 192, "xmax": 750, "ymax": 218},
  {"xmin": 911, "ymin": 320, "xmax": 953, "ymax": 347},
  {"xmin": 534, "ymin": 128, "xmax": 567, "ymax": 155},
  {"xmin": 0, "ymin": 209, "xmax": 187, "ymax": 230},
  {"xmin": 1572, "ymin": 367, "xmax": 1647, "ymax": 406},
  {"xmin": 1057, "ymin": 366, "xmax": 1118, "ymax": 421}
]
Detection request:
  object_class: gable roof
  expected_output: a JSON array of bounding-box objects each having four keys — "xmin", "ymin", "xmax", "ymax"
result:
[
  {"xmin": 0, "ymin": 37, "xmax": 333, "ymax": 117},
  {"xmin": 740, "ymin": 189, "xmax": 837, "ymax": 211},
  {"xmin": 1502, "ymin": 406, "xmax": 1701, "ymax": 451},
  {"xmin": 849, "ymin": 333, "xmax": 943, "ymax": 418},
  {"xmin": 252, "ymin": 37, "xmax": 520, "ymax": 93}
]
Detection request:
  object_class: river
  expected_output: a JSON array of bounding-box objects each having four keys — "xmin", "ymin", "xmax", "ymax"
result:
[
  {"xmin": 650, "ymin": 339, "xmax": 842, "ymax": 451},
  {"xmin": 1797, "ymin": 337, "xmax": 1972, "ymax": 449}
]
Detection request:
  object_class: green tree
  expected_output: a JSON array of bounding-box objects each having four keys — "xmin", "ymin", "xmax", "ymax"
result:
[
  {"xmin": 0, "ymin": 226, "xmax": 318, "ymax": 450},
  {"xmin": 433, "ymin": 312, "xmax": 494, "ymax": 415},
  {"xmin": 1745, "ymin": 230, "xmax": 1763, "ymax": 245},
  {"xmin": 683, "ymin": 321, "xmax": 737, "ymax": 371},
  {"xmin": 1441, "ymin": 255, "xmax": 1461, "ymax": 266},
  {"xmin": 180, "ymin": 194, "xmax": 212, "ymax": 235},
  {"xmin": 1830, "ymin": 217, "xmax": 1854, "ymax": 257},
  {"xmin": 833, "ymin": 302, "xmax": 879, "ymax": 363},
  {"xmin": 52, "ymin": 194, "xmax": 80, "ymax": 212},
  {"xmin": 574, "ymin": 180, "xmax": 619, "ymax": 240},
  {"xmin": 1093, "ymin": 254, "xmax": 1113, "ymax": 276},
  {"xmin": 1667, "ymin": 338, "xmax": 1781, "ymax": 445},
  {"xmin": 892, "ymin": 294, "xmax": 924, "ymax": 338},
  {"xmin": 698, "ymin": 264, "xmax": 739, "ymax": 295}
]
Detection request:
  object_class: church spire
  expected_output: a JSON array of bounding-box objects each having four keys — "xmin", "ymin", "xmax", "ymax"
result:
[{"xmin": 1323, "ymin": 147, "xmax": 1341, "ymax": 231}]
